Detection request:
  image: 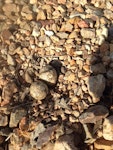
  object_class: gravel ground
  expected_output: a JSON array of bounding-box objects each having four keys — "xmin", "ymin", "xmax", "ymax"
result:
[{"xmin": 0, "ymin": 0, "xmax": 113, "ymax": 150}]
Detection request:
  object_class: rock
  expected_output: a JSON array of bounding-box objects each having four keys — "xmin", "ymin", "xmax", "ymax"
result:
[
  {"xmin": 9, "ymin": 108, "xmax": 27, "ymax": 127},
  {"xmin": 37, "ymin": 9, "xmax": 46, "ymax": 20},
  {"xmin": 29, "ymin": 0, "xmax": 37, "ymax": 4},
  {"xmin": 0, "ymin": 114, "xmax": 8, "ymax": 126},
  {"xmin": 103, "ymin": 115, "xmax": 113, "ymax": 141},
  {"xmin": 86, "ymin": 74, "xmax": 106, "ymax": 103},
  {"xmin": 79, "ymin": 105, "xmax": 109, "ymax": 124},
  {"xmin": 58, "ymin": 0, "xmax": 66, "ymax": 4},
  {"xmin": 56, "ymin": 32, "xmax": 69, "ymax": 39},
  {"xmin": 1, "ymin": 29, "xmax": 12, "ymax": 41},
  {"xmin": 2, "ymin": 81, "xmax": 18, "ymax": 105},
  {"xmin": 94, "ymin": 137, "xmax": 113, "ymax": 150},
  {"xmin": 60, "ymin": 22, "xmax": 73, "ymax": 32},
  {"xmin": 90, "ymin": 63, "xmax": 106, "ymax": 74},
  {"xmin": 7, "ymin": 54, "xmax": 16, "ymax": 66},
  {"xmin": 107, "ymin": 69, "xmax": 113, "ymax": 79},
  {"xmin": 32, "ymin": 27, "xmax": 40, "ymax": 37},
  {"xmin": 30, "ymin": 81, "xmax": 48, "ymax": 101},
  {"xmin": 39, "ymin": 65, "xmax": 57, "ymax": 85},
  {"xmin": 80, "ymin": 28, "xmax": 95, "ymax": 39},
  {"xmin": 54, "ymin": 134, "xmax": 79, "ymax": 150}
]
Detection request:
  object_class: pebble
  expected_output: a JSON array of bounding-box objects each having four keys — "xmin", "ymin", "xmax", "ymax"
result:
[
  {"xmin": 37, "ymin": 9, "xmax": 46, "ymax": 20},
  {"xmin": 56, "ymin": 32, "xmax": 69, "ymax": 39},
  {"xmin": 0, "ymin": 114, "xmax": 8, "ymax": 126},
  {"xmin": 30, "ymin": 81, "xmax": 48, "ymax": 101},
  {"xmin": 107, "ymin": 69, "xmax": 113, "ymax": 79},
  {"xmin": 39, "ymin": 65, "xmax": 57, "ymax": 85},
  {"xmin": 80, "ymin": 28, "xmax": 95, "ymax": 39},
  {"xmin": 90, "ymin": 63, "xmax": 106, "ymax": 74},
  {"xmin": 9, "ymin": 108, "xmax": 27, "ymax": 128},
  {"xmin": 86, "ymin": 74, "xmax": 106, "ymax": 103},
  {"xmin": 60, "ymin": 22, "xmax": 73, "ymax": 32},
  {"xmin": 103, "ymin": 115, "xmax": 113, "ymax": 141},
  {"xmin": 1, "ymin": 29, "xmax": 12, "ymax": 41},
  {"xmin": 94, "ymin": 137, "xmax": 113, "ymax": 150},
  {"xmin": 7, "ymin": 54, "xmax": 16, "ymax": 66},
  {"xmin": 79, "ymin": 105, "xmax": 109, "ymax": 124}
]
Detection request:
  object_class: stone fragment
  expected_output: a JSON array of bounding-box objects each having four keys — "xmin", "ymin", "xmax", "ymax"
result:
[
  {"xmin": 7, "ymin": 54, "xmax": 16, "ymax": 66},
  {"xmin": 2, "ymin": 81, "xmax": 18, "ymax": 103},
  {"xmin": 30, "ymin": 81, "xmax": 48, "ymax": 101},
  {"xmin": 37, "ymin": 9, "xmax": 46, "ymax": 20},
  {"xmin": 54, "ymin": 134, "xmax": 79, "ymax": 150},
  {"xmin": 56, "ymin": 32, "xmax": 68, "ymax": 39},
  {"xmin": 2, "ymin": 3, "xmax": 18, "ymax": 13},
  {"xmin": 39, "ymin": 65, "xmax": 57, "ymax": 85},
  {"xmin": 0, "ymin": 114, "xmax": 8, "ymax": 126},
  {"xmin": 90, "ymin": 63, "xmax": 106, "ymax": 74},
  {"xmin": 21, "ymin": 6, "xmax": 33, "ymax": 20},
  {"xmin": 32, "ymin": 27, "xmax": 40, "ymax": 37},
  {"xmin": 30, "ymin": 0, "xmax": 37, "ymax": 4},
  {"xmin": 86, "ymin": 74, "xmax": 106, "ymax": 103},
  {"xmin": 58, "ymin": 0, "xmax": 66, "ymax": 4},
  {"xmin": 80, "ymin": 28, "xmax": 95, "ymax": 39},
  {"xmin": 9, "ymin": 108, "xmax": 27, "ymax": 127},
  {"xmin": 94, "ymin": 138, "xmax": 113, "ymax": 150},
  {"xmin": 60, "ymin": 23, "xmax": 73, "ymax": 32},
  {"xmin": 79, "ymin": 105, "xmax": 109, "ymax": 124},
  {"xmin": 107, "ymin": 69, "xmax": 113, "ymax": 79},
  {"xmin": 1, "ymin": 29, "xmax": 12, "ymax": 41},
  {"xmin": 103, "ymin": 115, "xmax": 113, "ymax": 141}
]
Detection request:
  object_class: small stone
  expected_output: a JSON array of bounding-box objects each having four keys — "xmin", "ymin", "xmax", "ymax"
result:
[
  {"xmin": 65, "ymin": 72, "xmax": 75, "ymax": 82},
  {"xmin": 1, "ymin": 29, "xmax": 12, "ymax": 41},
  {"xmin": 37, "ymin": 9, "xmax": 46, "ymax": 20},
  {"xmin": 58, "ymin": 0, "xmax": 66, "ymax": 4},
  {"xmin": 2, "ymin": 81, "xmax": 18, "ymax": 103},
  {"xmin": 90, "ymin": 63, "xmax": 106, "ymax": 74},
  {"xmin": 30, "ymin": 0, "xmax": 37, "ymax": 4},
  {"xmin": 110, "ymin": 44, "xmax": 113, "ymax": 52},
  {"xmin": 77, "ymin": 20, "xmax": 89, "ymax": 28},
  {"xmin": 32, "ymin": 27, "xmax": 40, "ymax": 37},
  {"xmin": 0, "ymin": 114, "xmax": 8, "ymax": 126},
  {"xmin": 44, "ymin": 30, "xmax": 54, "ymax": 36},
  {"xmin": 86, "ymin": 74, "xmax": 106, "ymax": 103},
  {"xmin": 103, "ymin": 115, "xmax": 113, "ymax": 141},
  {"xmin": 56, "ymin": 32, "xmax": 68, "ymax": 39},
  {"xmin": 107, "ymin": 69, "xmax": 113, "ymax": 79},
  {"xmin": 80, "ymin": 28, "xmax": 95, "ymax": 39},
  {"xmin": 30, "ymin": 81, "xmax": 48, "ymax": 101},
  {"xmin": 60, "ymin": 22, "xmax": 73, "ymax": 32},
  {"xmin": 39, "ymin": 65, "xmax": 57, "ymax": 85},
  {"xmin": 7, "ymin": 54, "xmax": 16, "ymax": 66},
  {"xmin": 9, "ymin": 108, "xmax": 27, "ymax": 128},
  {"xmin": 79, "ymin": 105, "xmax": 109, "ymax": 124},
  {"xmin": 94, "ymin": 137, "xmax": 113, "ymax": 150}
]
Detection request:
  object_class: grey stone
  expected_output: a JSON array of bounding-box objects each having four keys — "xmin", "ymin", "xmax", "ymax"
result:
[
  {"xmin": 90, "ymin": 63, "xmax": 106, "ymax": 74},
  {"xmin": 87, "ymin": 74, "xmax": 106, "ymax": 103},
  {"xmin": 9, "ymin": 108, "xmax": 27, "ymax": 127},
  {"xmin": 79, "ymin": 105, "xmax": 109, "ymax": 124}
]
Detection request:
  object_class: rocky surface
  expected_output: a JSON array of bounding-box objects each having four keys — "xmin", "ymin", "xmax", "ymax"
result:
[{"xmin": 0, "ymin": 0, "xmax": 113, "ymax": 149}]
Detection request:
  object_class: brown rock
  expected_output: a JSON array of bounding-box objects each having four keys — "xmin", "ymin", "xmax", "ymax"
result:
[
  {"xmin": 0, "ymin": 114, "xmax": 8, "ymax": 126},
  {"xmin": 94, "ymin": 137, "xmax": 113, "ymax": 150},
  {"xmin": 37, "ymin": 9, "xmax": 46, "ymax": 20},
  {"xmin": 103, "ymin": 115, "xmax": 113, "ymax": 141},
  {"xmin": 58, "ymin": 0, "xmax": 66, "ymax": 4},
  {"xmin": 56, "ymin": 32, "xmax": 68, "ymax": 39},
  {"xmin": 1, "ymin": 29, "xmax": 12, "ymax": 41},
  {"xmin": 60, "ymin": 22, "xmax": 73, "ymax": 32},
  {"xmin": 9, "ymin": 108, "xmax": 27, "ymax": 127},
  {"xmin": 39, "ymin": 65, "xmax": 57, "ymax": 85},
  {"xmin": 79, "ymin": 105, "xmax": 109, "ymax": 124},
  {"xmin": 30, "ymin": 81, "xmax": 48, "ymax": 101},
  {"xmin": 80, "ymin": 28, "xmax": 95, "ymax": 39},
  {"xmin": 86, "ymin": 74, "xmax": 106, "ymax": 103}
]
